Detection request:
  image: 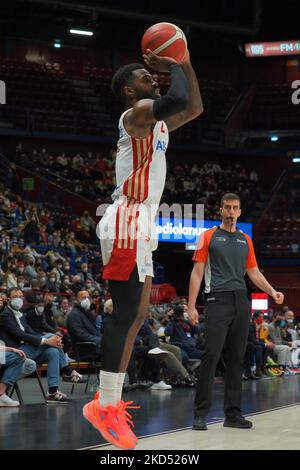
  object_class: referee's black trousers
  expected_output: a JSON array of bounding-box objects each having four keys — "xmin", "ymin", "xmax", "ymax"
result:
[{"xmin": 194, "ymin": 290, "xmax": 251, "ymax": 419}]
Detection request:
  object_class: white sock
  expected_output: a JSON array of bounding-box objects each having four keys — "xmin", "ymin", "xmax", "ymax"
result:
[
  {"xmin": 99, "ymin": 371, "xmax": 119, "ymax": 408},
  {"xmin": 116, "ymin": 372, "xmax": 126, "ymax": 402}
]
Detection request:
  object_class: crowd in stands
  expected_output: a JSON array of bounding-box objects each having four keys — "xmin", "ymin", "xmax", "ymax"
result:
[
  {"xmin": 261, "ymin": 168, "xmax": 300, "ymax": 258},
  {"xmin": 0, "ymin": 181, "xmax": 109, "ymax": 404},
  {"xmin": 0, "ymin": 149, "xmax": 298, "ymax": 408},
  {"xmin": 0, "ymin": 181, "xmax": 201, "ymax": 404},
  {"xmin": 11, "ymin": 144, "xmax": 260, "ymax": 219}
]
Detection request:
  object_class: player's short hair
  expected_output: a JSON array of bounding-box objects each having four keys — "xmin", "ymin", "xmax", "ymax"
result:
[
  {"xmin": 220, "ymin": 193, "xmax": 241, "ymax": 208},
  {"xmin": 111, "ymin": 63, "xmax": 144, "ymax": 101}
]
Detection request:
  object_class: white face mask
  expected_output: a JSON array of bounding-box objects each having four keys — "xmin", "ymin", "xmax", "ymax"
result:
[
  {"xmin": 287, "ymin": 319, "xmax": 294, "ymax": 324},
  {"xmin": 18, "ymin": 282, "xmax": 25, "ymax": 289},
  {"xmin": 36, "ymin": 306, "xmax": 44, "ymax": 315},
  {"xmin": 80, "ymin": 298, "xmax": 91, "ymax": 311},
  {"xmin": 11, "ymin": 297, "xmax": 23, "ymax": 311}
]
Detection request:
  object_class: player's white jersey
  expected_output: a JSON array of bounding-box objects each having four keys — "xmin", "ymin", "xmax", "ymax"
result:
[{"xmin": 112, "ymin": 108, "xmax": 169, "ymax": 207}]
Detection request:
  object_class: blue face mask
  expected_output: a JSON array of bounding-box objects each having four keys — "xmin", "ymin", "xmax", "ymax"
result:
[{"xmin": 279, "ymin": 320, "xmax": 286, "ymax": 328}]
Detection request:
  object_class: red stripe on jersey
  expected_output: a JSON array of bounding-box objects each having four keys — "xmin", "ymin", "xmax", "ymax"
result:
[
  {"xmin": 123, "ymin": 137, "xmax": 138, "ymax": 197},
  {"xmin": 143, "ymin": 133, "xmax": 154, "ymax": 201},
  {"xmin": 137, "ymin": 139, "xmax": 146, "ymax": 201},
  {"xmin": 102, "ymin": 201, "xmax": 139, "ymax": 281}
]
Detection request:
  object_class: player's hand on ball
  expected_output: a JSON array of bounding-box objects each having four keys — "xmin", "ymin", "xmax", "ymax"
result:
[
  {"xmin": 179, "ymin": 49, "xmax": 190, "ymax": 64},
  {"xmin": 143, "ymin": 49, "xmax": 177, "ymax": 73}
]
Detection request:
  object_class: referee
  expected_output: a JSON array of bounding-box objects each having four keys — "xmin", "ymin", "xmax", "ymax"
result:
[{"xmin": 188, "ymin": 193, "xmax": 284, "ymax": 430}]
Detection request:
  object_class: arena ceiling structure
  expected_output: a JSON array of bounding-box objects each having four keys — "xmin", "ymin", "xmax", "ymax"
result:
[{"xmin": 0, "ymin": 0, "xmax": 299, "ymax": 61}]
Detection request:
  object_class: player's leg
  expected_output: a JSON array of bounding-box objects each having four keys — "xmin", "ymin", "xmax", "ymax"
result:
[{"xmin": 83, "ymin": 266, "xmax": 152, "ymax": 449}]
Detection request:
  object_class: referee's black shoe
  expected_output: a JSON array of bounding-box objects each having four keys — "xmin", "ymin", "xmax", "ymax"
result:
[
  {"xmin": 192, "ymin": 416, "xmax": 207, "ymax": 431},
  {"xmin": 223, "ymin": 415, "xmax": 253, "ymax": 429}
]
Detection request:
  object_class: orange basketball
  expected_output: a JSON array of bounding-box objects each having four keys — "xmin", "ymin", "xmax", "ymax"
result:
[{"xmin": 141, "ymin": 22, "xmax": 187, "ymax": 62}]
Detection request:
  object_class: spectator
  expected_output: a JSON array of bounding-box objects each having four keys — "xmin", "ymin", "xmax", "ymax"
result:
[
  {"xmin": 0, "ymin": 345, "xmax": 27, "ymax": 406},
  {"xmin": 0, "ymin": 288, "xmax": 85, "ymax": 403},
  {"xmin": 43, "ymin": 292, "xmax": 58, "ymax": 330},
  {"xmin": 60, "ymin": 276, "xmax": 73, "ymax": 296},
  {"xmin": 53, "ymin": 297, "xmax": 71, "ymax": 328},
  {"xmin": 245, "ymin": 312, "xmax": 268, "ymax": 378},
  {"xmin": 67, "ymin": 290, "xmax": 101, "ymax": 355},
  {"xmin": 45, "ymin": 272, "xmax": 60, "ymax": 293},
  {"xmin": 51, "ymin": 259, "xmax": 64, "ymax": 283},
  {"xmin": 101, "ymin": 300, "xmax": 171, "ymax": 391},
  {"xmin": 24, "ymin": 258, "xmax": 37, "ymax": 280},
  {"xmin": 268, "ymin": 312, "xmax": 293, "ymax": 371},
  {"xmin": 78, "ymin": 263, "xmax": 94, "ymax": 285},
  {"xmin": 23, "ymin": 214, "xmax": 39, "ymax": 244},
  {"xmin": 165, "ymin": 303, "xmax": 203, "ymax": 366},
  {"xmin": 26, "ymin": 298, "xmax": 57, "ymax": 335},
  {"xmin": 139, "ymin": 317, "xmax": 195, "ymax": 387},
  {"xmin": 80, "ymin": 211, "xmax": 95, "ymax": 232}
]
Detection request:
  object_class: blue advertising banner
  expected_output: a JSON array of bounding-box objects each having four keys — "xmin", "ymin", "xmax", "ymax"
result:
[{"xmin": 156, "ymin": 217, "xmax": 253, "ymax": 243}]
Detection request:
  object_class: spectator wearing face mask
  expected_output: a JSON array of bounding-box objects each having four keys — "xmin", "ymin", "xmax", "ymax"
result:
[
  {"xmin": 67, "ymin": 290, "xmax": 101, "ymax": 356},
  {"xmin": 51, "ymin": 259, "xmax": 64, "ymax": 283},
  {"xmin": 78, "ymin": 263, "xmax": 94, "ymax": 285},
  {"xmin": 60, "ymin": 276, "xmax": 73, "ymax": 296},
  {"xmin": 0, "ymin": 288, "xmax": 85, "ymax": 402},
  {"xmin": 16, "ymin": 275, "xmax": 29, "ymax": 292},
  {"xmin": 25, "ymin": 298, "xmax": 57, "ymax": 335},
  {"xmin": 62, "ymin": 262, "xmax": 71, "ymax": 275},
  {"xmin": 53, "ymin": 297, "xmax": 71, "ymax": 328},
  {"xmin": 24, "ymin": 258, "xmax": 37, "ymax": 280},
  {"xmin": 36, "ymin": 271, "xmax": 47, "ymax": 290},
  {"xmin": 285, "ymin": 310, "xmax": 297, "ymax": 340},
  {"xmin": 66, "ymin": 232, "xmax": 84, "ymax": 254},
  {"xmin": 268, "ymin": 312, "xmax": 293, "ymax": 371},
  {"xmin": 52, "ymin": 297, "xmax": 74, "ymax": 362},
  {"xmin": 46, "ymin": 272, "xmax": 60, "ymax": 293},
  {"xmin": 16, "ymin": 261, "xmax": 25, "ymax": 277},
  {"xmin": 71, "ymin": 274, "xmax": 84, "ymax": 294},
  {"xmin": 281, "ymin": 310, "xmax": 300, "ymax": 367}
]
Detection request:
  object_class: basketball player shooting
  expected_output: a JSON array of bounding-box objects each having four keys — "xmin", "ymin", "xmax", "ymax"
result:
[{"xmin": 83, "ymin": 40, "xmax": 203, "ymax": 449}]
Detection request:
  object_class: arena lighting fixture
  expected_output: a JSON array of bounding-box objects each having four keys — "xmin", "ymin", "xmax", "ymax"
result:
[
  {"xmin": 270, "ymin": 136, "xmax": 279, "ymax": 142},
  {"xmin": 70, "ymin": 29, "xmax": 94, "ymax": 36},
  {"xmin": 53, "ymin": 39, "xmax": 61, "ymax": 48},
  {"xmin": 293, "ymin": 158, "xmax": 300, "ymax": 163}
]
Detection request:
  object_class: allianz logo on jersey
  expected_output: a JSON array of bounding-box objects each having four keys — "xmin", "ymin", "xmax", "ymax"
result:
[
  {"xmin": 237, "ymin": 239, "xmax": 247, "ymax": 244},
  {"xmin": 156, "ymin": 140, "xmax": 167, "ymax": 152},
  {"xmin": 215, "ymin": 236, "xmax": 226, "ymax": 242}
]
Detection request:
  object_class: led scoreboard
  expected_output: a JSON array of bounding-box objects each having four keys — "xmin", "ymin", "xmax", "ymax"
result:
[{"xmin": 245, "ymin": 40, "xmax": 300, "ymax": 57}]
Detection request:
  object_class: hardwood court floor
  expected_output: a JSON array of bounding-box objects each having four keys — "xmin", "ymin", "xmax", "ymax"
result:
[
  {"xmin": 1, "ymin": 374, "xmax": 300, "ymax": 450},
  {"xmin": 88, "ymin": 404, "xmax": 300, "ymax": 451}
]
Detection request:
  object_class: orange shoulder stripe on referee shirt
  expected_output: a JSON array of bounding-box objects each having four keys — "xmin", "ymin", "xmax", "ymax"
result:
[
  {"xmin": 193, "ymin": 227, "xmax": 218, "ymax": 263},
  {"xmin": 244, "ymin": 233, "xmax": 258, "ymax": 269}
]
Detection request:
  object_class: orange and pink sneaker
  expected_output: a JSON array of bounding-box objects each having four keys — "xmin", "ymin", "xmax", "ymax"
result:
[{"xmin": 83, "ymin": 392, "xmax": 139, "ymax": 450}]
